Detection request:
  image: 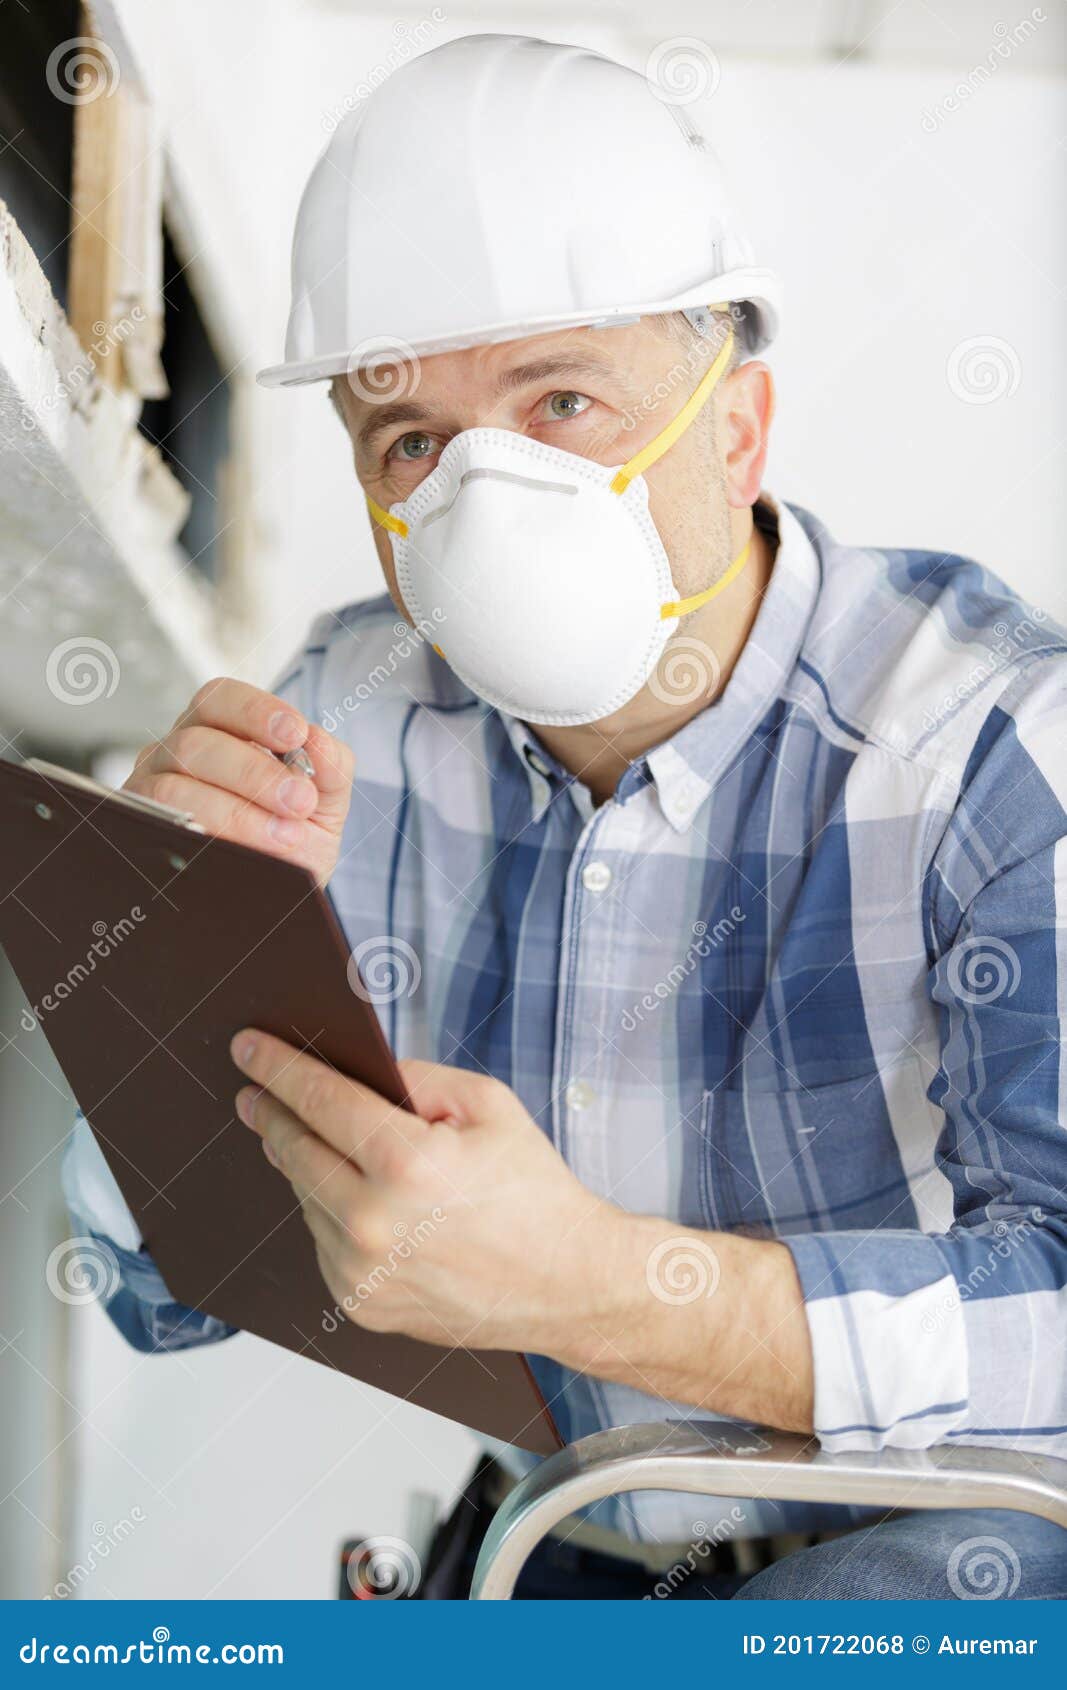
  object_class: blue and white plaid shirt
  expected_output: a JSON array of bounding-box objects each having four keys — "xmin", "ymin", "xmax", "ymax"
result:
[{"xmin": 65, "ymin": 494, "xmax": 1067, "ymax": 1543}]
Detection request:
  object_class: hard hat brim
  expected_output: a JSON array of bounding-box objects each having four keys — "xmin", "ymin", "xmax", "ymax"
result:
[{"xmin": 256, "ymin": 268, "xmax": 782, "ymax": 388}]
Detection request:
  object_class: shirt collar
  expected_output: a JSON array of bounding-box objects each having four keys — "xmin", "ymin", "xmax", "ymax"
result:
[{"xmin": 498, "ymin": 713, "xmax": 575, "ymax": 824}]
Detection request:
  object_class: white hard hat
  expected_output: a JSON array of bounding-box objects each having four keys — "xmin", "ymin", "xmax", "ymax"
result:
[{"xmin": 258, "ymin": 33, "xmax": 780, "ymax": 388}]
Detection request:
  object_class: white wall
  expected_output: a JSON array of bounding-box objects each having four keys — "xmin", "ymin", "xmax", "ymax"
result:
[{"xmin": 61, "ymin": 1, "xmax": 1064, "ymax": 1598}]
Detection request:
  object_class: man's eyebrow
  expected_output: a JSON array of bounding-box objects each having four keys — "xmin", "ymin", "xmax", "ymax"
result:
[
  {"xmin": 356, "ymin": 400, "xmax": 434, "ymax": 450},
  {"xmin": 495, "ymin": 353, "xmax": 618, "ymax": 393}
]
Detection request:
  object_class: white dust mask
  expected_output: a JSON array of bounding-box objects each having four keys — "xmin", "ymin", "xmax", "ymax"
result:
[{"xmin": 366, "ymin": 325, "xmax": 750, "ymax": 727}]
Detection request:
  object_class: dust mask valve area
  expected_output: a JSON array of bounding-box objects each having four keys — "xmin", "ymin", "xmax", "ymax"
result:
[{"xmin": 366, "ymin": 325, "xmax": 751, "ymax": 727}]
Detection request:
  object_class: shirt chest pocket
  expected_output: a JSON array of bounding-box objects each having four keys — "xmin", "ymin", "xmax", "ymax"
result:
[{"xmin": 697, "ymin": 1060, "xmax": 950, "ymax": 1239}]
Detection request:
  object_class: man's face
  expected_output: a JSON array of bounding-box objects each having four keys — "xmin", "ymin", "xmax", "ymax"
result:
[
  {"xmin": 339, "ymin": 316, "xmax": 732, "ymax": 585},
  {"xmin": 333, "ymin": 315, "xmax": 772, "ymax": 741}
]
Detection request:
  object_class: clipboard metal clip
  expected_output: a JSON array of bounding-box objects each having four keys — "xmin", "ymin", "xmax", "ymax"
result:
[{"xmin": 22, "ymin": 759, "xmax": 207, "ymax": 833}]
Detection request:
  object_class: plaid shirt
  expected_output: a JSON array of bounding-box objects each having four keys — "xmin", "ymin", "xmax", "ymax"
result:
[{"xmin": 64, "ymin": 494, "xmax": 1067, "ymax": 1543}]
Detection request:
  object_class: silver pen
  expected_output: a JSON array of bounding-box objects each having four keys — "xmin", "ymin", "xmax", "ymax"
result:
[{"xmin": 281, "ymin": 746, "xmax": 316, "ymax": 780}]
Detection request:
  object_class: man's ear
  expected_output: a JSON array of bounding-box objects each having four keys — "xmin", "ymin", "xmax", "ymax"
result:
[
  {"xmin": 724, "ymin": 362, "xmax": 775, "ymax": 508},
  {"xmin": 328, "ymin": 377, "xmax": 347, "ymax": 426}
]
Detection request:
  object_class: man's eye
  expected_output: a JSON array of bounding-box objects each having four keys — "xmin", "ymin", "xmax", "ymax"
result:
[
  {"xmin": 388, "ymin": 431, "xmax": 439, "ymax": 462},
  {"xmin": 544, "ymin": 391, "xmax": 591, "ymax": 421}
]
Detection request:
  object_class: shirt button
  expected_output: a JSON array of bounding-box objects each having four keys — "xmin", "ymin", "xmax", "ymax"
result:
[
  {"xmin": 565, "ymin": 1079, "xmax": 595, "ymax": 1111},
  {"xmin": 581, "ymin": 860, "xmax": 612, "ymax": 893},
  {"xmin": 527, "ymin": 750, "xmax": 552, "ymax": 778}
]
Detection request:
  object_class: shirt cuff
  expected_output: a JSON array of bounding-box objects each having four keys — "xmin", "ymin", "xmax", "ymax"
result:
[{"xmin": 784, "ymin": 1230, "xmax": 970, "ymax": 1453}]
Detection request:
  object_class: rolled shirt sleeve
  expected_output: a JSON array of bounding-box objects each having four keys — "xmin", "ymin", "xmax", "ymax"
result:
[{"xmin": 785, "ymin": 662, "xmax": 1067, "ymax": 1454}]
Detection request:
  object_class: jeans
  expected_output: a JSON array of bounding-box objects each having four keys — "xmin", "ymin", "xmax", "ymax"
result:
[
  {"xmin": 507, "ymin": 1509, "xmax": 1067, "ymax": 1600},
  {"xmin": 734, "ymin": 1508, "xmax": 1067, "ymax": 1601}
]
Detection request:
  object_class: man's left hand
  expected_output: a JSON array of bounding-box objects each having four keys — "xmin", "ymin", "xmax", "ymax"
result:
[{"xmin": 231, "ymin": 1029, "xmax": 619, "ymax": 1354}]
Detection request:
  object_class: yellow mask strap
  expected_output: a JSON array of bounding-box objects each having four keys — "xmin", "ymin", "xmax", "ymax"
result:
[
  {"xmin": 366, "ymin": 496, "xmax": 408, "ymax": 537},
  {"xmin": 660, "ymin": 538, "xmax": 750, "ymax": 622},
  {"xmin": 610, "ymin": 322, "xmax": 734, "ymax": 497}
]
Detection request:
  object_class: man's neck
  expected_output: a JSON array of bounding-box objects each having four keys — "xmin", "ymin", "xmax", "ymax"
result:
[{"xmin": 530, "ymin": 512, "xmax": 776, "ymax": 806}]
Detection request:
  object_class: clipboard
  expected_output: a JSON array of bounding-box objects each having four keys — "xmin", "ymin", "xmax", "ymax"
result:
[{"xmin": 0, "ymin": 755, "xmax": 562, "ymax": 1456}]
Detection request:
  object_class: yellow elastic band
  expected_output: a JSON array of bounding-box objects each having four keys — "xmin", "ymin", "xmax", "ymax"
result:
[
  {"xmin": 610, "ymin": 324, "xmax": 734, "ymax": 497},
  {"xmin": 366, "ymin": 495, "xmax": 408, "ymax": 538},
  {"xmin": 660, "ymin": 538, "xmax": 751, "ymax": 622}
]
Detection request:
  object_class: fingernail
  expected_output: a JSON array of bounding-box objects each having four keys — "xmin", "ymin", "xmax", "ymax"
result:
[
  {"xmin": 267, "ymin": 815, "xmax": 302, "ymax": 846},
  {"xmin": 232, "ymin": 1033, "xmax": 257, "ymax": 1066},
  {"xmin": 278, "ymin": 777, "xmax": 315, "ymax": 814},
  {"xmin": 262, "ymin": 1140, "xmax": 279, "ymax": 1168},
  {"xmin": 235, "ymin": 1086, "xmax": 258, "ymax": 1126},
  {"xmin": 268, "ymin": 711, "xmax": 304, "ymax": 748}
]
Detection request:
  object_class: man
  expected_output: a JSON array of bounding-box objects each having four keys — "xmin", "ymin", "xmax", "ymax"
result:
[{"xmin": 64, "ymin": 34, "xmax": 1067, "ymax": 1598}]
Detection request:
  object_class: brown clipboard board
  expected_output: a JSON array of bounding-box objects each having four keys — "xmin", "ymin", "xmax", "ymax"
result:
[{"xmin": 0, "ymin": 755, "xmax": 562, "ymax": 1456}]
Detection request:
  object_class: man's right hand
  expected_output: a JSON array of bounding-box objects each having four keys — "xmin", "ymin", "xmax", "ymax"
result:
[{"xmin": 125, "ymin": 679, "xmax": 354, "ymax": 888}]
